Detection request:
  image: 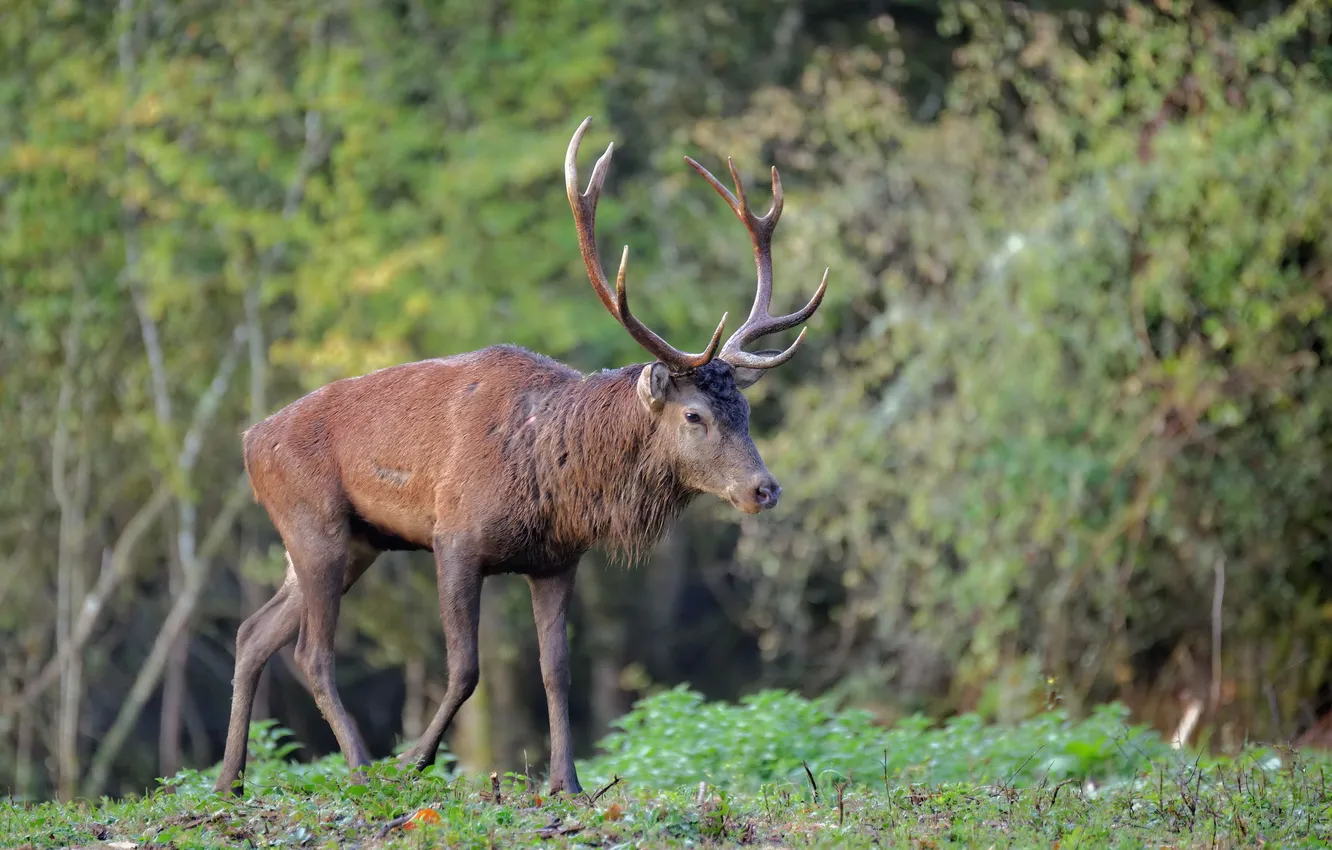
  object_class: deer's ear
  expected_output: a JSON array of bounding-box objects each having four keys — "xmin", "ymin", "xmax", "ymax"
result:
[
  {"xmin": 637, "ymin": 362, "xmax": 671, "ymax": 412},
  {"xmin": 731, "ymin": 351, "xmax": 783, "ymax": 389},
  {"xmin": 731, "ymin": 366, "xmax": 767, "ymax": 390}
]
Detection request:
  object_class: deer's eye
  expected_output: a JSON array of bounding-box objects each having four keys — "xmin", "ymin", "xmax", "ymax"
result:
[{"xmin": 684, "ymin": 411, "xmax": 703, "ymax": 425}]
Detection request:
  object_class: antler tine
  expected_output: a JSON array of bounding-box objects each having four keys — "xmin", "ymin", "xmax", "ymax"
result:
[
  {"xmin": 565, "ymin": 117, "xmax": 618, "ymax": 316},
  {"xmin": 685, "ymin": 153, "xmax": 824, "ymax": 372},
  {"xmin": 565, "ymin": 117, "xmax": 727, "ymax": 372},
  {"xmin": 614, "ymin": 246, "xmax": 729, "ymax": 373},
  {"xmin": 719, "ymin": 268, "xmax": 828, "ymax": 370}
]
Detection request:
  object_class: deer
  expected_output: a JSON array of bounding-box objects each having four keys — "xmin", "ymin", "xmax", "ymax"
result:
[{"xmin": 212, "ymin": 116, "xmax": 828, "ymax": 797}]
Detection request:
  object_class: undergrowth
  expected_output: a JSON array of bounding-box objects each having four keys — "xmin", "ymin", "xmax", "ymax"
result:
[
  {"xmin": 581, "ymin": 685, "xmax": 1171, "ymax": 790},
  {"xmin": 4, "ymin": 688, "xmax": 1330, "ymax": 848}
]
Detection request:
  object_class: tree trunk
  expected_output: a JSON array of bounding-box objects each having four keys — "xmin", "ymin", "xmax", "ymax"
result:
[
  {"xmin": 402, "ymin": 654, "xmax": 426, "ymax": 743},
  {"xmin": 451, "ymin": 658, "xmax": 492, "ymax": 777},
  {"xmin": 158, "ymin": 636, "xmax": 188, "ymax": 777},
  {"xmin": 159, "ymin": 526, "xmax": 187, "ymax": 778},
  {"xmin": 52, "ymin": 296, "xmax": 89, "ymax": 802},
  {"xmin": 182, "ymin": 687, "xmax": 211, "ymax": 769},
  {"xmin": 15, "ymin": 634, "xmax": 42, "ymax": 800}
]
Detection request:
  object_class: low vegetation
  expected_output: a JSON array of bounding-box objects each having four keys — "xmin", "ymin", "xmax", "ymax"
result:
[{"xmin": 6, "ymin": 689, "xmax": 1330, "ymax": 848}]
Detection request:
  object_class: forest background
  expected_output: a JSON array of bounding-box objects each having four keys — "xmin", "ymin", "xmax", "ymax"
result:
[{"xmin": 2, "ymin": 0, "xmax": 1331, "ymax": 803}]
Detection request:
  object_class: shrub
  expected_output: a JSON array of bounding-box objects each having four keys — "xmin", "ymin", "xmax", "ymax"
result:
[{"xmin": 580, "ymin": 685, "xmax": 1171, "ymax": 791}]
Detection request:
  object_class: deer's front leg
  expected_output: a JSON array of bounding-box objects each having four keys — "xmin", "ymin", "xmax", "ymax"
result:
[
  {"xmin": 400, "ymin": 533, "xmax": 483, "ymax": 772},
  {"xmin": 528, "ymin": 566, "xmax": 581, "ymax": 795}
]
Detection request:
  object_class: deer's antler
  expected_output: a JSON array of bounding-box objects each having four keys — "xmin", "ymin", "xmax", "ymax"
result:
[
  {"xmin": 566, "ymin": 117, "xmax": 727, "ymax": 372},
  {"xmin": 684, "ymin": 155, "xmax": 827, "ymax": 370}
]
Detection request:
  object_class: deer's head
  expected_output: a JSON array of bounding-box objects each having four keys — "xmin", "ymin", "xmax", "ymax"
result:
[{"xmin": 565, "ymin": 118, "xmax": 827, "ymax": 515}]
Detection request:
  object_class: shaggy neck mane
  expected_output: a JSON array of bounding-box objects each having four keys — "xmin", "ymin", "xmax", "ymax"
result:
[{"xmin": 533, "ymin": 365, "xmax": 696, "ymax": 564}]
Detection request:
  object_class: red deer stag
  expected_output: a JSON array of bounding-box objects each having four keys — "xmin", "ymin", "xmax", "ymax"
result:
[{"xmin": 213, "ymin": 117, "xmax": 827, "ymax": 796}]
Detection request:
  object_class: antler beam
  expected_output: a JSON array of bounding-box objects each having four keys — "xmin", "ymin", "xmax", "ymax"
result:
[{"xmin": 565, "ymin": 117, "xmax": 727, "ymax": 372}]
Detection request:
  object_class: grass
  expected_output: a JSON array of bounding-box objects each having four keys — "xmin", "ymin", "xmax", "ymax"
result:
[{"xmin": 5, "ymin": 689, "xmax": 1332, "ymax": 848}]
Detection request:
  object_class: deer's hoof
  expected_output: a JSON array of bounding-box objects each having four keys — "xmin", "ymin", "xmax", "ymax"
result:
[
  {"xmin": 395, "ymin": 752, "xmax": 426, "ymax": 774},
  {"xmin": 213, "ymin": 774, "xmax": 243, "ymax": 796},
  {"xmin": 548, "ymin": 780, "xmax": 583, "ymax": 797}
]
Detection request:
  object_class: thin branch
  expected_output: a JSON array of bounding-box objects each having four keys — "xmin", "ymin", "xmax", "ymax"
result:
[
  {"xmin": 118, "ymin": 0, "xmax": 170, "ymax": 428},
  {"xmin": 589, "ymin": 775, "xmax": 622, "ymax": 805},
  {"xmin": 178, "ymin": 325, "xmax": 247, "ymax": 475},
  {"xmin": 128, "ymin": 286, "xmax": 171, "ymax": 423},
  {"xmin": 197, "ymin": 475, "xmax": 255, "ymax": 565},
  {"xmin": 245, "ymin": 285, "xmax": 266, "ymax": 423},
  {"xmin": 169, "ymin": 319, "xmax": 246, "ymax": 697}
]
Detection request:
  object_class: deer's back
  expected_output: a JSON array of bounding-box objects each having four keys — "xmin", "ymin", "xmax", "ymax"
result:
[{"xmin": 242, "ymin": 345, "xmax": 582, "ymax": 550}]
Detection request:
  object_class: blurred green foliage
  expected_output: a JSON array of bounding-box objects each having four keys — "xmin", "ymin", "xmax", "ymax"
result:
[{"xmin": 710, "ymin": 0, "xmax": 1332, "ymax": 735}]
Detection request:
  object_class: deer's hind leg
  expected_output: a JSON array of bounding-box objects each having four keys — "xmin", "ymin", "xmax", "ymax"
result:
[
  {"xmin": 214, "ymin": 542, "xmax": 379, "ymax": 795},
  {"xmin": 281, "ymin": 519, "xmax": 378, "ymax": 781},
  {"xmin": 214, "ymin": 572, "xmax": 303, "ymax": 794}
]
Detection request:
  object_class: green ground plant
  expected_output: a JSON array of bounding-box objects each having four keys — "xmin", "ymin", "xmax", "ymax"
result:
[
  {"xmin": 5, "ymin": 690, "xmax": 1329, "ymax": 848},
  {"xmin": 582, "ymin": 685, "xmax": 1171, "ymax": 790}
]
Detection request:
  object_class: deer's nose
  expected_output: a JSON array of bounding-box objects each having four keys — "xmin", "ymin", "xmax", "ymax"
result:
[{"xmin": 754, "ymin": 478, "xmax": 782, "ymax": 510}]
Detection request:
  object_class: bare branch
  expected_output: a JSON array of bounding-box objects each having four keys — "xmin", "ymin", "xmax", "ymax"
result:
[
  {"xmin": 178, "ymin": 325, "xmax": 247, "ymax": 475},
  {"xmin": 128, "ymin": 284, "xmax": 172, "ymax": 425},
  {"xmin": 118, "ymin": 0, "xmax": 171, "ymax": 428},
  {"xmin": 7, "ymin": 328, "xmax": 242, "ymax": 725}
]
